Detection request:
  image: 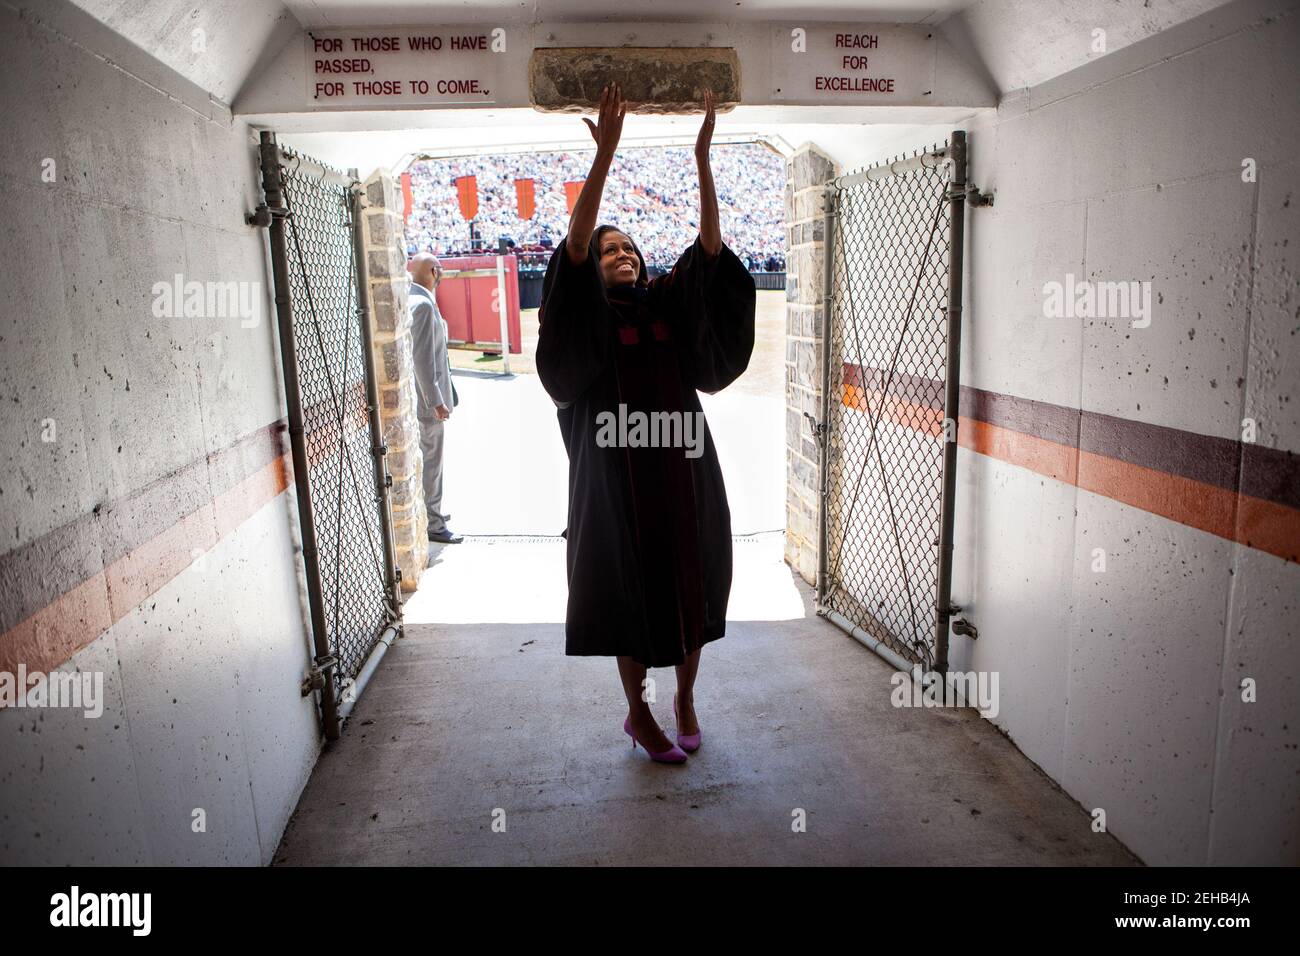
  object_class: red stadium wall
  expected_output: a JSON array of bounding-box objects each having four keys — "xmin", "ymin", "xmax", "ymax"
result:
[{"xmin": 436, "ymin": 254, "xmax": 522, "ymax": 354}]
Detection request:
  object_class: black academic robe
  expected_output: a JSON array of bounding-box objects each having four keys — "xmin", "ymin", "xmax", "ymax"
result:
[{"xmin": 536, "ymin": 233, "xmax": 756, "ymax": 668}]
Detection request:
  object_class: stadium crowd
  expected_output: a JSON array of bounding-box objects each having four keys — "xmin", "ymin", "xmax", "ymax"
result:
[{"xmin": 404, "ymin": 143, "xmax": 787, "ymax": 272}]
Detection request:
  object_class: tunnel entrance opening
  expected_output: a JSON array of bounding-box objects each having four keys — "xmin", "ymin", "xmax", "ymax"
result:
[
  {"xmin": 394, "ymin": 137, "xmax": 792, "ymax": 635},
  {"xmin": 264, "ymin": 111, "xmax": 975, "ymax": 733}
]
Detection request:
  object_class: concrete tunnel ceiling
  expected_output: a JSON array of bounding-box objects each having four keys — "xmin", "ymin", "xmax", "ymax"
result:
[
  {"xmin": 64, "ymin": 0, "xmax": 1237, "ymax": 106},
  {"xmin": 55, "ymin": 0, "xmax": 1237, "ymax": 175},
  {"xmin": 56, "ymin": 0, "xmax": 1241, "ymax": 173}
]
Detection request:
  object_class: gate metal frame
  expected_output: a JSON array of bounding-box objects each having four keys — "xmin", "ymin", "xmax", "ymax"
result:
[
  {"xmin": 814, "ymin": 130, "xmax": 987, "ymax": 679},
  {"xmin": 251, "ymin": 131, "xmax": 403, "ymax": 741}
]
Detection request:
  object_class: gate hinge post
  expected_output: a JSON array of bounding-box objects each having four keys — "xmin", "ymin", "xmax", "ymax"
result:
[
  {"xmin": 821, "ymin": 186, "xmax": 840, "ymax": 217},
  {"xmin": 301, "ymin": 653, "xmax": 338, "ymax": 697},
  {"xmin": 802, "ymin": 411, "xmax": 827, "ymax": 441},
  {"xmin": 246, "ymin": 203, "xmax": 290, "ymax": 227},
  {"xmin": 942, "ymin": 604, "xmax": 979, "ymax": 640},
  {"xmin": 945, "ymin": 182, "xmax": 994, "ymax": 206}
]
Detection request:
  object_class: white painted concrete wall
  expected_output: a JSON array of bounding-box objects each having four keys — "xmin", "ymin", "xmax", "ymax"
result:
[
  {"xmin": 836, "ymin": 0, "xmax": 1299, "ymax": 864},
  {"xmin": 0, "ymin": 0, "xmax": 319, "ymax": 864}
]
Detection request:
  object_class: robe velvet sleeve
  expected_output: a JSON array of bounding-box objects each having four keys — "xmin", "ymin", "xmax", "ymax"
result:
[
  {"xmin": 535, "ymin": 234, "xmax": 612, "ymax": 409},
  {"xmin": 650, "ymin": 234, "xmax": 757, "ymax": 394}
]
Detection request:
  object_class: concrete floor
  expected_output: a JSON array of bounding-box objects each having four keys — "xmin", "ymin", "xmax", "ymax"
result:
[{"xmin": 273, "ymin": 536, "xmax": 1140, "ymax": 866}]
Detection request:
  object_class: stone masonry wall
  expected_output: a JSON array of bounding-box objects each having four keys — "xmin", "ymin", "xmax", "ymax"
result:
[
  {"xmin": 359, "ymin": 171, "xmax": 428, "ymax": 592},
  {"xmin": 783, "ymin": 144, "xmax": 838, "ymax": 587}
]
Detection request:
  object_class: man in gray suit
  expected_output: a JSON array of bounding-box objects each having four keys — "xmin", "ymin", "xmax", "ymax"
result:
[{"xmin": 407, "ymin": 253, "xmax": 462, "ymax": 544}]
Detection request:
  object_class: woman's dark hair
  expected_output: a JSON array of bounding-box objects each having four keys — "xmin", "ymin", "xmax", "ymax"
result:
[{"xmin": 593, "ymin": 224, "xmax": 649, "ymax": 288}]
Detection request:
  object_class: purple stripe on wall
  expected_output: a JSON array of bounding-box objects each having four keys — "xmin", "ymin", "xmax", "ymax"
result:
[{"xmin": 844, "ymin": 362, "xmax": 1300, "ymax": 511}]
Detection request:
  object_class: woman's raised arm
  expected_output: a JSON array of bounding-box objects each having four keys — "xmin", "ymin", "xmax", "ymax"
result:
[
  {"xmin": 694, "ymin": 88, "xmax": 721, "ymax": 259},
  {"xmin": 566, "ymin": 82, "xmax": 627, "ymax": 265}
]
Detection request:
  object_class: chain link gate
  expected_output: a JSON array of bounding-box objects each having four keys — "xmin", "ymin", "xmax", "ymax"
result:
[
  {"xmin": 815, "ymin": 131, "xmax": 983, "ymax": 675},
  {"xmin": 251, "ymin": 132, "xmax": 402, "ymax": 741}
]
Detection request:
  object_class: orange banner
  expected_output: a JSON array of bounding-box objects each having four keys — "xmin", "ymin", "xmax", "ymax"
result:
[
  {"xmin": 455, "ymin": 175, "xmax": 478, "ymax": 221},
  {"xmin": 564, "ymin": 180, "xmax": 584, "ymax": 214},
  {"xmin": 514, "ymin": 178, "xmax": 535, "ymax": 220},
  {"xmin": 399, "ymin": 172, "xmax": 413, "ymax": 223}
]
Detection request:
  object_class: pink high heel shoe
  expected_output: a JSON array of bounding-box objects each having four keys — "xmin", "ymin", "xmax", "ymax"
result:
[
  {"xmin": 674, "ymin": 693, "xmax": 701, "ymax": 753},
  {"xmin": 624, "ymin": 715, "xmax": 688, "ymax": 763}
]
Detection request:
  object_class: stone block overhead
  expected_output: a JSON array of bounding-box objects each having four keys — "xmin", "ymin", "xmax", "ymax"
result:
[{"xmin": 529, "ymin": 47, "xmax": 740, "ymax": 113}]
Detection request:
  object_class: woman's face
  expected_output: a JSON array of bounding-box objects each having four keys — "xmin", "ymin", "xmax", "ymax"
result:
[{"xmin": 598, "ymin": 230, "xmax": 640, "ymax": 287}]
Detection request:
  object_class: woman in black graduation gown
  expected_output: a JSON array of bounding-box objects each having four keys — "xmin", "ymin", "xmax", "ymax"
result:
[{"xmin": 536, "ymin": 84, "xmax": 756, "ymax": 762}]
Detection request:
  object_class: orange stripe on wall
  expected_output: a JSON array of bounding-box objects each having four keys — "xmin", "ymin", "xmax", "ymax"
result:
[
  {"xmin": 215, "ymin": 453, "xmax": 291, "ymax": 539},
  {"xmin": 841, "ymin": 389, "xmax": 1300, "ymax": 564},
  {"xmin": 959, "ymin": 417, "xmax": 1079, "ymax": 486},
  {"xmin": 0, "ymin": 454, "xmax": 292, "ymax": 690},
  {"xmin": 1076, "ymin": 449, "xmax": 1238, "ymax": 542},
  {"xmin": 0, "ymin": 572, "xmax": 114, "ymax": 683},
  {"xmin": 1237, "ymin": 495, "xmax": 1300, "ymax": 564},
  {"xmin": 104, "ymin": 499, "xmax": 221, "ymax": 624},
  {"xmin": 841, "ymin": 383, "xmax": 945, "ymax": 437},
  {"xmin": 303, "ymin": 380, "xmax": 369, "ymax": 469}
]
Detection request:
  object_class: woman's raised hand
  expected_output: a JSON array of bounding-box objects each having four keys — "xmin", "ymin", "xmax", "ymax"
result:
[
  {"xmin": 583, "ymin": 83, "xmax": 626, "ymax": 158},
  {"xmin": 694, "ymin": 88, "xmax": 716, "ymax": 163},
  {"xmin": 694, "ymin": 88, "xmax": 721, "ymax": 257},
  {"xmin": 566, "ymin": 83, "xmax": 624, "ymax": 264}
]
